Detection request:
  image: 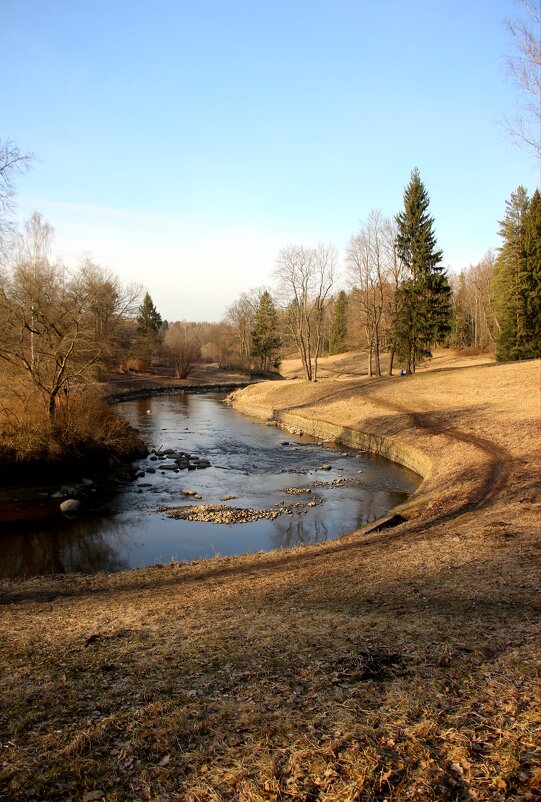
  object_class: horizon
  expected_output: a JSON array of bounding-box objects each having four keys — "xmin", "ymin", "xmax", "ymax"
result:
[{"xmin": 4, "ymin": 0, "xmax": 539, "ymax": 322}]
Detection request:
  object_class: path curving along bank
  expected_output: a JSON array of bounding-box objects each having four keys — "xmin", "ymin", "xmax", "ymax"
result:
[{"xmin": 229, "ymin": 359, "xmax": 539, "ymax": 536}]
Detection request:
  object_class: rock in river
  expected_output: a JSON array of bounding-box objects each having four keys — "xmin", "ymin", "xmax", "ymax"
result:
[{"xmin": 60, "ymin": 499, "xmax": 81, "ymax": 514}]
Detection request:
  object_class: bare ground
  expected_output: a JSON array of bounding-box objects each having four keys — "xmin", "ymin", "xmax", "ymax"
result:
[{"xmin": 0, "ymin": 353, "xmax": 540, "ymax": 801}]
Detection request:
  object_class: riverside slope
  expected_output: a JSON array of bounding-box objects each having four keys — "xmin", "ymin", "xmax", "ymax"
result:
[{"xmin": 0, "ymin": 356, "xmax": 540, "ymax": 801}]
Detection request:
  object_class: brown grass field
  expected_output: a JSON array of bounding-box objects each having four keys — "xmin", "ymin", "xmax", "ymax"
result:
[{"xmin": 0, "ymin": 351, "xmax": 540, "ymax": 801}]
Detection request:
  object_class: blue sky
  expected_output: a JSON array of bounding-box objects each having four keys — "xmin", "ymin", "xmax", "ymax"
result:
[{"xmin": 3, "ymin": 0, "xmax": 539, "ymax": 321}]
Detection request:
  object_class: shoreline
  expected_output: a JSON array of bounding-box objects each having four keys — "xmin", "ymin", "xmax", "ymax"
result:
[
  {"xmin": 106, "ymin": 380, "xmax": 252, "ymax": 403},
  {"xmin": 0, "ymin": 380, "xmax": 254, "ymax": 505}
]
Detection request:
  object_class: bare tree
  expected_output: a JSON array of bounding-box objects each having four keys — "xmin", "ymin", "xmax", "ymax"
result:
[
  {"xmin": 0, "ymin": 214, "xmax": 145, "ymax": 420},
  {"xmin": 0, "ymin": 254, "xmax": 100, "ymax": 420},
  {"xmin": 274, "ymin": 243, "xmax": 336, "ymax": 381},
  {"xmin": 16, "ymin": 212, "xmax": 54, "ymax": 373},
  {"xmin": 163, "ymin": 323, "xmax": 201, "ymax": 378},
  {"xmin": 0, "ymin": 140, "xmax": 34, "ymax": 255},
  {"xmin": 347, "ymin": 211, "xmax": 392, "ymax": 376},
  {"xmin": 75, "ymin": 259, "xmax": 142, "ymax": 374},
  {"xmin": 224, "ymin": 288, "xmax": 264, "ymax": 358},
  {"xmin": 505, "ymin": 0, "xmax": 541, "ymax": 157},
  {"xmin": 381, "ymin": 217, "xmax": 404, "ymax": 375}
]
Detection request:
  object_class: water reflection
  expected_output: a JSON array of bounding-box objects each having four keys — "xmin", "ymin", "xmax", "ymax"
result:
[
  {"xmin": 0, "ymin": 514, "xmax": 129, "ymax": 579},
  {"xmin": 268, "ymin": 515, "xmax": 331, "ymax": 549}
]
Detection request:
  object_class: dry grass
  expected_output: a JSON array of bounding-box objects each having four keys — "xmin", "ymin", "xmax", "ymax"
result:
[
  {"xmin": 0, "ymin": 390, "xmax": 144, "ymax": 478},
  {"xmin": 279, "ymin": 348, "xmax": 495, "ymax": 381},
  {"xmin": 0, "ymin": 352, "xmax": 540, "ymax": 801}
]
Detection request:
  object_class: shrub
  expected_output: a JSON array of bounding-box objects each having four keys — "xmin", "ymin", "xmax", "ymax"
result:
[{"xmin": 0, "ymin": 389, "xmax": 144, "ymax": 479}]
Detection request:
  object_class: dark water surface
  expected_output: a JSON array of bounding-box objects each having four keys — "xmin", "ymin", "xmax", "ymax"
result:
[{"xmin": 0, "ymin": 393, "xmax": 421, "ymax": 579}]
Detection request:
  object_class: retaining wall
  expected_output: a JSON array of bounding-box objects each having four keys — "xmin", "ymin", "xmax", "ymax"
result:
[{"xmin": 230, "ymin": 401, "xmax": 431, "ymax": 478}]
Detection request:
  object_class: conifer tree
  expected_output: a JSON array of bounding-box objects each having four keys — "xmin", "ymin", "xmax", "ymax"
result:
[
  {"xmin": 491, "ymin": 186, "xmax": 531, "ymax": 360},
  {"xmin": 523, "ymin": 188, "xmax": 541, "ymax": 356},
  {"xmin": 329, "ymin": 290, "xmax": 348, "ymax": 355},
  {"xmin": 136, "ymin": 292, "xmax": 162, "ymax": 334},
  {"xmin": 251, "ymin": 290, "xmax": 281, "ymax": 371},
  {"xmin": 393, "ymin": 169, "xmax": 451, "ymax": 372},
  {"xmin": 450, "ymin": 271, "xmax": 474, "ymax": 349}
]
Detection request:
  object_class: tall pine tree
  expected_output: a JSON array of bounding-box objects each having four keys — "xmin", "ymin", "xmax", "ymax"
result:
[
  {"xmin": 136, "ymin": 292, "xmax": 162, "ymax": 334},
  {"xmin": 393, "ymin": 168, "xmax": 451, "ymax": 372},
  {"xmin": 523, "ymin": 188, "xmax": 541, "ymax": 357},
  {"xmin": 491, "ymin": 186, "xmax": 532, "ymax": 361},
  {"xmin": 329, "ymin": 290, "xmax": 348, "ymax": 355},
  {"xmin": 251, "ymin": 290, "xmax": 281, "ymax": 371}
]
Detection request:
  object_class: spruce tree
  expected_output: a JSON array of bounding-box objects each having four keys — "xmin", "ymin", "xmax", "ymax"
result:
[
  {"xmin": 492, "ymin": 186, "xmax": 530, "ymax": 361},
  {"xmin": 251, "ymin": 291, "xmax": 281, "ymax": 371},
  {"xmin": 393, "ymin": 168, "xmax": 452, "ymax": 372},
  {"xmin": 523, "ymin": 188, "xmax": 541, "ymax": 357},
  {"xmin": 450, "ymin": 271, "xmax": 474, "ymax": 349},
  {"xmin": 136, "ymin": 292, "xmax": 162, "ymax": 335},
  {"xmin": 329, "ymin": 290, "xmax": 348, "ymax": 355}
]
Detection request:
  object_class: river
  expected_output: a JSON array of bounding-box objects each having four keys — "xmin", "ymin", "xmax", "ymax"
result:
[{"xmin": 0, "ymin": 393, "xmax": 421, "ymax": 579}]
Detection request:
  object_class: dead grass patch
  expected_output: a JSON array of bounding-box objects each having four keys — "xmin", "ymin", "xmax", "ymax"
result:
[{"xmin": 0, "ymin": 353, "xmax": 540, "ymax": 800}]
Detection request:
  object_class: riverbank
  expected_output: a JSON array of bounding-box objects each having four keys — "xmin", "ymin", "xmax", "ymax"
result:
[
  {"xmin": 1, "ymin": 355, "xmax": 539, "ymax": 800},
  {"xmin": 0, "ymin": 365, "xmax": 258, "ymax": 508},
  {"xmin": 0, "ymin": 391, "xmax": 148, "ymax": 508}
]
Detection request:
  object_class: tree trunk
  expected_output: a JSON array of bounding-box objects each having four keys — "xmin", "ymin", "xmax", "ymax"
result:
[
  {"xmin": 374, "ymin": 328, "xmax": 381, "ymax": 376},
  {"xmin": 388, "ymin": 346, "xmax": 395, "ymax": 376},
  {"xmin": 48, "ymin": 389, "xmax": 58, "ymax": 421}
]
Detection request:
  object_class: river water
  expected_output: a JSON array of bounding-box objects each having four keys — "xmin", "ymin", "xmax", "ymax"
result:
[{"xmin": 0, "ymin": 393, "xmax": 421, "ymax": 579}]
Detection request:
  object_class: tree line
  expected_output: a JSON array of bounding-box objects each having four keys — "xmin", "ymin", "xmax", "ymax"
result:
[
  {"xmin": 1, "ymin": 137, "xmax": 539, "ymax": 434},
  {"xmin": 222, "ymin": 172, "xmax": 540, "ymax": 381}
]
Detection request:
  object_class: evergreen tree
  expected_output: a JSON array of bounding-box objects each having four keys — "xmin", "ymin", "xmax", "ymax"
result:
[
  {"xmin": 329, "ymin": 290, "xmax": 348, "ymax": 355},
  {"xmin": 523, "ymin": 188, "xmax": 541, "ymax": 356},
  {"xmin": 251, "ymin": 291, "xmax": 281, "ymax": 371},
  {"xmin": 136, "ymin": 292, "xmax": 162, "ymax": 335},
  {"xmin": 393, "ymin": 169, "xmax": 452, "ymax": 372},
  {"xmin": 450, "ymin": 271, "xmax": 474, "ymax": 349},
  {"xmin": 491, "ymin": 186, "xmax": 531, "ymax": 361}
]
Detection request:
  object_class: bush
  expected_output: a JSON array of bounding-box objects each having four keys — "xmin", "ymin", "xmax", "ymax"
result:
[
  {"xmin": 54, "ymin": 392, "xmax": 145, "ymax": 461},
  {"xmin": 0, "ymin": 389, "xmax": 145, "ymax": 480},
  {"xmin": 218, "ymin": 354, "xmax": 253, "ymax": 373}
]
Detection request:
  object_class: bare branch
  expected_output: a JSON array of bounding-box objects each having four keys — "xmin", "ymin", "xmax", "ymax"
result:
[{"xmin": 504, "ymin": 0, "xmax": 541, "ymax": 157}]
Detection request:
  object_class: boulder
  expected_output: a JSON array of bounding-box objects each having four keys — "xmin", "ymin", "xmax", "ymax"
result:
[{"xmin": 60, "ymin": 499, "xmax": 81, "ymax": 514}]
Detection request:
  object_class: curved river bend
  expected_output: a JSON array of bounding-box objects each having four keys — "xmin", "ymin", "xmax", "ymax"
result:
[{"xmin": 0, "ymin": 393, "xmax": 421, "ymax": 579}]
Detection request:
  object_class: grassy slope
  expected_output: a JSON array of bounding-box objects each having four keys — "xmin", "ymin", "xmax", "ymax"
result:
[{"xmin": 0, "ymin": 353, "xmax": 540, "ymax": 801}]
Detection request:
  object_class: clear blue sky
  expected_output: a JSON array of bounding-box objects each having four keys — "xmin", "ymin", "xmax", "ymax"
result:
[{"xmin": 3, "ymin": 0, "xmax": 539, "ymax": 321}]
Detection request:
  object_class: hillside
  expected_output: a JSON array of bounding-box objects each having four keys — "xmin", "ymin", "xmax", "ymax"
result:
[{"xmin": 0, "ymin": 354, "xmax": 539, "ymax": 801}]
